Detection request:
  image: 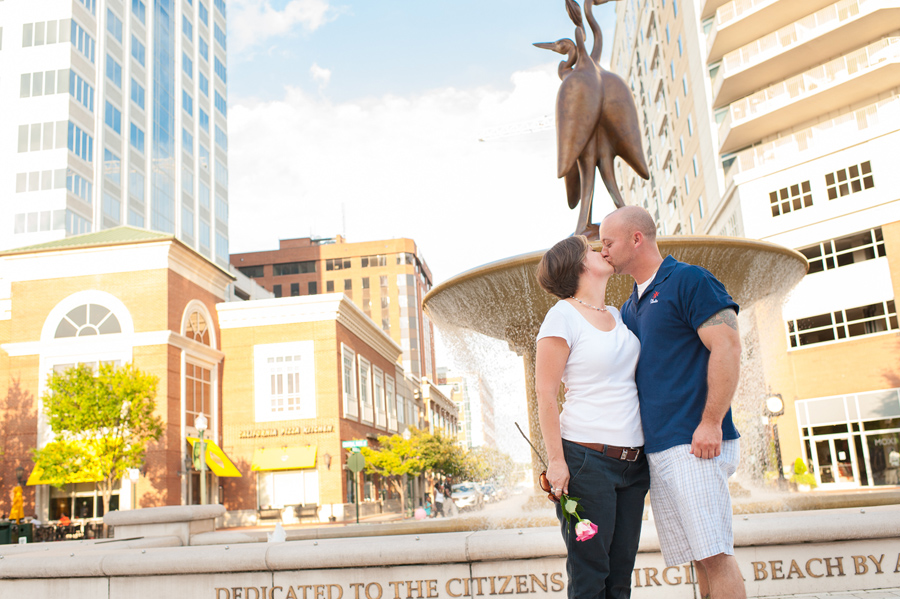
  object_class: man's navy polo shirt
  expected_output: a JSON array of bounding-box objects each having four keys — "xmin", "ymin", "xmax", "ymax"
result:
[{"xmin": 621, "ymin": 255, "xmax": 741, "ymax": 454}]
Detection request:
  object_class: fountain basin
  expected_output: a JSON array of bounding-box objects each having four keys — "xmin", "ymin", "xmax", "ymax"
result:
[{"xmin": 0, "ymin": 505, "xmax": 899, "ymax": 598}]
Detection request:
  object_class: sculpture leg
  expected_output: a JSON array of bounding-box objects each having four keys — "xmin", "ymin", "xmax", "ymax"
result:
[
  {"xmin": 564, "ymin": 168, "xmax": 581, "ymax": 210},
  {"xmin": 574, "ymin": 138, "xmax": 599, "ymax": 239},
  {"xmin": 597, "ymin": 132, "xmax": 626, "ymax": 209}
]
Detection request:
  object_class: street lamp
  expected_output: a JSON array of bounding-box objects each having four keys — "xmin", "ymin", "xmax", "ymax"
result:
[
  {"xmin": 766, "ymin": 394, "xmax": 785, "ymax": 481},
  {"xmin": 195, "ymin": 413, "xmax": 208, "ymax": 505}
]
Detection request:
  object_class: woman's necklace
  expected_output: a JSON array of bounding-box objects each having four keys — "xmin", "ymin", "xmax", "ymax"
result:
[{"xmin": 570, "ymin": 296, "xmax": 608, "ymax": 312}]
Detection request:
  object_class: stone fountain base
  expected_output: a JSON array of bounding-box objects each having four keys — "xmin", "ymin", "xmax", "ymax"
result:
[{"xmin": 1, "ymin": 504, "xmax": 899, "ymax": 598}]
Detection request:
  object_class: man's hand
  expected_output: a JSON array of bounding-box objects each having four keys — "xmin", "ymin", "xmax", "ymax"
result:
[{"xmin": 691, "ymin": 420, "xmax": 723, "ymax": 459}]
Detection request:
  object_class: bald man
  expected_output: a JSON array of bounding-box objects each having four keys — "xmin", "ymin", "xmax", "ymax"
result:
[{"xmin": 599, "ymin": 206, "xmax": 745, "ymax": 599}]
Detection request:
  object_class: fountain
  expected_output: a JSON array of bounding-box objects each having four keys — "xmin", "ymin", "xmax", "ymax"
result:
[{"xmin": 422, "ymin": 236, "xmax": 808, "ymax": 490}]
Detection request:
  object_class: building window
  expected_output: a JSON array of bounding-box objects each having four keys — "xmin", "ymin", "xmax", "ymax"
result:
[
  {"xmin": 677, "ymin": 34, "xmax": 682, "ymax": 56},
  {"xmin": 183, "ymin": 52, "xmax": 193, "ymax": 78},
  {"xmin": 788, "ymin": 301, "xmax": 897, "ymax": 348},
  {"xmin": 238, "ymin": 265, "xmax": 264, "ymax": 278},
  {"xmin": 308, "ymin": 281, "xmax": 317, "ymax": 295},
  {"xmin": 273, "ymin": 285, "xmax": 282, "ymax": 298},
  {"xmin": 215, "ymin": 91, "xmax": 227, "ymax": 116},
  {"xmin": 362, "ymin": 277, "xmax": 370, "ymax": 289},
  {"xmin": 214, "ymin": 23, "xmax": 226, "ymax": 49},
  {"xmin": 185, "ymin": 310, "xmax": 210, "ymax": 345},
  {"xmin": 131, "ymin": 35, "xmax": 145, "ymax": 66},
  {"xmin": 290, "ymin": 283, "xmax": 300, "ymax": 297},
  {"xmin": 698, "ymin": 195, "xmax": 705, "ymax": 218},
  {"xmin": 105, "ymin": 54, "xmax": 122, "ymax": 88},
  {"xmin": 825, "ymin": 161, "xmax": 874, "ymax": 200},
  {"xmin": 69, "ymin": 70, "xmax": 95, "ymax": 111},
  {"xmin": 255, "ymin": 341, "xmax": 317, "ymax": 421},
  {"xmin": 361, "ymin": 255, "xmax": 387, "ymax": 267},
  {"xmin": 131, "ymin": 78, "xmax": 145, "ymax": 110},
  {"xmin": 199, "ymin": 108, "xmax": 209, "ymax": 133},
  {"xmin": 182, "ymin": 14, "xmax": 192, "ymax": 41},
  {"xmin": 199, "ymin": 37, "xmax": 209, "ymax": 61},
  {"xmin": 183, "ymin": 90, "xmax": 193, "ymax": 116},
  {"xmin": 68, "ymin": 122, "xmax": 94, "ymax": 162},
  {"xmin": 344, "ymin": 279, "xmax": 352, "ymax": 291},
  {"xmin": 71, "ymin": 20, "xmax": 96, "ymax": 63},
  {"xmin": 373, "ymin": 367, "xmax": 385, "ymax": 427},
  {"xmin": 769, "ymin": 181, "xmax": 812, "ymax": 217},
  {"xmin": 132, "ymin": 0, "xmax": 146, "ymax": 24},
  {"xmin": 104, "ymin": 101, "xmax": 122, "ymax": 134},
  {"xmin": 214, "ymin": 56, "xmax": 226, "ymax": 83},
  {"xmin": 184, "ymin": 362, "xmax": 211, "ymax": 428},
  {"xmin": 183, "ymin": 127, "xmax": 194, "ymax": 155},
  {"xmin": 800, "ymin": 228, "xmax": 886, "ymax": 275},
  {"xmin": 103, "ymin": 149, "xmax": 121, "ymax": 185},
  {"xmin": 107, "ymin": 9, "xmax": 123, "ymax": 43},
  {"xmin": 326, "ymin": 258, "xmax": 351, "ymax": 271},
  {"xmin": 54, "ymin": 304, "xmax": 121, "ymax": 338},
  {"xmin": 326, "ymin": 281, "xmax": 334, "ymax": 292},
  {"xmin": 342, "ymin": 346, "xmax": 358, "ymax": 418},
  {"xmin": 199, "ymin": 2, "xmax": 209, "ymax": 25},
  {"xmin": 359, "ymin": 357, "xmax": 373, "ymax": 424},
  {"xmin": 257, "ymin": 470, "xmax": 318, "ymax": 510},
  {"xmin": 689, "ymin": 213, "xmax": 695, "ymax": 234},
  {"xmin": 199, "ymin": 72, "xmax": 209, "ymax": 97},
  {"xmin": 687, "ymin": 115, "xmax": 694, "ymax": 136},
  {"xmin": 273, "ymin": 261, "xmax": 316, "ymax": 276},
  {"xmin": 397, "ymin": 252, "xmax": 415, "ymax": 265},
  {"xmin": 129, "ymin": 122, "xmax": 145, "ymax": 153}
]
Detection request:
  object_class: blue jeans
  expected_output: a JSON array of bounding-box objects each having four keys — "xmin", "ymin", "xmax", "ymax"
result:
[{"xmin": 557, "ymin": 439, "xmax": 650, "ymax": 599}]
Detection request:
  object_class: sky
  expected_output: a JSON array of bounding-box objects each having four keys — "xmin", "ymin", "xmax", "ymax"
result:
[
  {"xmin": 227, "ymin": 0, "xmax": 621, "ymax": 281},
  {"xmin": 226, "ymin": 0, "xmax": 621, "ymax": 457}
]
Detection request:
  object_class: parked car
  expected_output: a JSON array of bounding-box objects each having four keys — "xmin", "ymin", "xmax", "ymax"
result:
[
  {"xmin": 451, "ymin": 482, "xmax": 484, "ymax": 511},
  {"xmin": 480, "ymin": 482, "xmax": 508, "ymax": 503}
]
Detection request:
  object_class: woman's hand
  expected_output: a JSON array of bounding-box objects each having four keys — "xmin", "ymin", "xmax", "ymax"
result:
[{"xmin": 547, "ymin": 457, "xmax": 570, "ymax": 498}]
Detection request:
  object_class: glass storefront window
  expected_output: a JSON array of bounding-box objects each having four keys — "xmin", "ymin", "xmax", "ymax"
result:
[{"xmin": 866, "ymin": 432, "xmax": 900, "ymax": 485}]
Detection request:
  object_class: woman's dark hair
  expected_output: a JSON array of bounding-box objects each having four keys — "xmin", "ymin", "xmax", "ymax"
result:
[{"xmin": 536, "ymin": 235, "xmax": 590, "ymax": 299}]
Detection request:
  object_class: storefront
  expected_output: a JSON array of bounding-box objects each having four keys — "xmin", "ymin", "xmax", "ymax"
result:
[{"xmin": 796, "ymin": 387, "xmax": 900, "ymax": 488}]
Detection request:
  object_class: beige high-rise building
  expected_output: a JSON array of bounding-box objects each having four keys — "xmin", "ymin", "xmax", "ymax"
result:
[{"xmin": 611, "ymin": 0, "xmax": 900, "ymax": 490}]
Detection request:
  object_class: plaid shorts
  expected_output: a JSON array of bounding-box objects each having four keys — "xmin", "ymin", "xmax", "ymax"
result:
[{"xmin": 648, "ymin": 439, "xmax": 740, "ymax": 567}]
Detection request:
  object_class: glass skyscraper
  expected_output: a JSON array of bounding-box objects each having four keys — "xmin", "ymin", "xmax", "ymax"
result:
[{"xmin": 1, "ymin": 0, "xmax": 229, "ymax": 265}]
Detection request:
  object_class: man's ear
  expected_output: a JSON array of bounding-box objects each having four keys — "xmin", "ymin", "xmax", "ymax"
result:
[{"xmin": 632, "ymin": 231, "xmax": 644, "ymax": 248}]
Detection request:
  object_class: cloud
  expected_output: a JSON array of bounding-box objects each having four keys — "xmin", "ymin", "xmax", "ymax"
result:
[
  {"xmin": 309, "ymin": 63, "xmax": 331, "ymax": 87},
  {"xmin": 230, "ymin": 0, "xmax": 337, "ymax": 53},
  {"xmin": 227, "ymin": 63, "xmax": 619, "ymax": 283}
]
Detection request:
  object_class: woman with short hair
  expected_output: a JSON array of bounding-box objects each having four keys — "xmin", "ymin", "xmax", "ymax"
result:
[{"xmin": 535, "ymin": 235, "xmax": 649, "ymax": 599}]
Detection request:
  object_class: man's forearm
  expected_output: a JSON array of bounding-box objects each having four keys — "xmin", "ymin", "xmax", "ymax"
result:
[{"xmin": 702, "ymin": 338, "xmax": 741, "ymax": 424}]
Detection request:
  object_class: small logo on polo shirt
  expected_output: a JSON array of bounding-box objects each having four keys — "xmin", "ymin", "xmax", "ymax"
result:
[{"xmin": 650, "ymin": 291, "xmax": 659, "ymax": 304}]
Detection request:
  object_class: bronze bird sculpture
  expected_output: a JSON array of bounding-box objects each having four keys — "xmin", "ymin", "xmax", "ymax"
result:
[
  {"xmin": 552, "ymin": 0, "xmax": 603, "ymax": 238},
  {"xmin": 535, "ymin": 0, "xmax": 649, "ymax": 237}
]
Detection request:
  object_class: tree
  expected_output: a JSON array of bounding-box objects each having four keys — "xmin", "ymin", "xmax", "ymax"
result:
[
  {"xmin": 361, "ymin": 432, "xmax": 425, "ymax": 516},
  {"xmin": 417, "ymin": 431, "xmax": 467, "ymax": 480},
  {"xmin": 464, "ymin": 446, "xmax": 516, "ymax": 485},
  {"xmin": 33, "ymin": 363, "xmax": 164, "ymax": 520}
]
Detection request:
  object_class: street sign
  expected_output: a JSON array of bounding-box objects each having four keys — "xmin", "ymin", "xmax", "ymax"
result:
[
  {"xmin": 342, "ymin": 439, "xmax": 368, "ymax": 449},
  {"xmin": 347, "ymin": 452, "xmax": 365, "ymax": 473}
]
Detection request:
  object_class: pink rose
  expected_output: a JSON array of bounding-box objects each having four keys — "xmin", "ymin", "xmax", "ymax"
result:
[{"xmin": 575, "ymin": 519, "xmax": 598, "ymax": 542}]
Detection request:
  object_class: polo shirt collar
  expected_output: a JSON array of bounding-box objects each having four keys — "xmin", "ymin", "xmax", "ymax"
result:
[{"xmin": 630, "ymin": 255, "xmax": 678, "ymax": 303}]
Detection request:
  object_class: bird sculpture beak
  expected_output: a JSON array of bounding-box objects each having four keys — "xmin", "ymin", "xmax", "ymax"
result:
[{"xmin": 533, "ymin": 42, "xmax": 560, "ymax": 52}]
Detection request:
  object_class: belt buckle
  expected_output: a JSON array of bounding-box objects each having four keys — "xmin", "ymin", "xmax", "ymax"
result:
[
  {"xmin": 622, "ymin": 448, "xmax": 640, "ymax": 462},
  {"xmin": 619, "ymin": 449, "xmax": 629, "ymax": 461}
]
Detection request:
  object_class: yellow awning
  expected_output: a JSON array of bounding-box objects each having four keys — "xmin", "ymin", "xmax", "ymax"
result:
[
  {"xmin": 26, "ymin": 465, "xmax": 103, "ymax": 486},
  {"xmin": 250, "ymin": 446, "xmax": 317, "ymax": 471},
  {"xmin": 186, "ymin": 437, "xmax": 243, "ymax": 477}
]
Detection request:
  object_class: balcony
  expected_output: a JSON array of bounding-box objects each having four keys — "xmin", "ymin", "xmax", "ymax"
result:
[
  {"xmin": 707, "ymin": 0, "xmax": 835, "ymax": 63},
  {"xmin": 718, "ymin": 38, "xmax": 900, "ymax": 153},
  {"xmin": 729, "ymin": 95, "xmax": 900, "ymax": 178},
  {"xmin": 702, "ymin": 0, "xmax": 734, "ymax": 19},
  {"xmin": 711, "ymin": 0, "xmax": 900, "ymax": 108}
]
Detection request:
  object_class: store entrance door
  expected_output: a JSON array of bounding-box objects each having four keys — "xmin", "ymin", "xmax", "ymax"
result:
[{"xmin": 814, "ymin": 436, "xmax": 859, "ymax": 488}]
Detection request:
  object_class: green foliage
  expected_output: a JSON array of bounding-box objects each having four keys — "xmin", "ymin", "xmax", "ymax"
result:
[
  {"xmin": 463, "ymin": 446, "xmax": 516, "ymax": 485},
  {"xmin": 789, "ymin": 457, "xmax": 817, "ymax": 488},
  {"xmin": 417, "ymin": 431, "xmax": 467, "ymax": 478},
  {"xmin": 33, "ymin": 363, "xmax": 164, "ymax": 515}
]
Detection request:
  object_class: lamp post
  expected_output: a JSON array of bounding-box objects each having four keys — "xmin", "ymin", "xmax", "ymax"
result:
[
  {"xmin": 195, "ymin": 414, "xmax": 208, "ymax": 505},
  {"xmin": 766, "ymin": 394, "xmax": 785, "ymax": 482}
]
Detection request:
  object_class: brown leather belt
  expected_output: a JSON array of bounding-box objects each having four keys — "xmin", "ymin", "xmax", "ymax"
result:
[{"xmin": 570, "ymin": 441, "xmax": 643, "ymax": 462}]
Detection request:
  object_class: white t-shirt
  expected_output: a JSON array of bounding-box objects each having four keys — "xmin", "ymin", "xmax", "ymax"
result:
[
  {"xmin": 537, "ymin": 301, "xmax": 644, "ymax": 446},
  {"xmin": 636, "ymin": 271, "xmax": 657, "ymax": 298}
]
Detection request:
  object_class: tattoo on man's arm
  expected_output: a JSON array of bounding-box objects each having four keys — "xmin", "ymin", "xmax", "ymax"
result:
[{"xmin": 700, "ymin": 309, "xmax": 738, "ymax": 331}]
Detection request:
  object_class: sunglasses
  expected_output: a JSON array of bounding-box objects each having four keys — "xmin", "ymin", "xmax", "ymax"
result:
[{"xmin": 539, "ymin": 471, "xmax": 560, "ymax": 503}]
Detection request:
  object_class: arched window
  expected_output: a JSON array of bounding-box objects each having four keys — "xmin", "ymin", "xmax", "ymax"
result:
[
  {"xmin": 54, "ymin": 304, "xmax": 122, "ymax": 338},
  {"xmin": 185, "ymin": 311, "xmax": 210, "ymax": 345}
]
